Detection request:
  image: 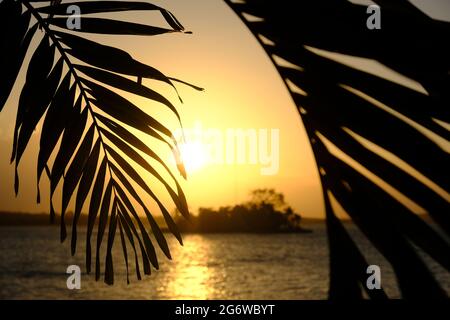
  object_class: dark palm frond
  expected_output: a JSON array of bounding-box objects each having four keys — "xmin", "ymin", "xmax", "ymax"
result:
[
  {"xmin": 225, "ymin": 0, "xmax": 450, "ymax": 299},
  {"xmin": 0, "ymin": 0, "xmax": 202, "ymax": 284}
]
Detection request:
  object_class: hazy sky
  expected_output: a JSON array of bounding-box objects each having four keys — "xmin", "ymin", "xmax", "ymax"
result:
[{"xmin": 0, "ymin": 0, "xmax": 448, "ymax": 218}]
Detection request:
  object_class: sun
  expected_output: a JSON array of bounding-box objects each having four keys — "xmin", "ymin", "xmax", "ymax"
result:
[{"xmin": 179, "ymin": 141, "xmax": 208, "ymax": 174}]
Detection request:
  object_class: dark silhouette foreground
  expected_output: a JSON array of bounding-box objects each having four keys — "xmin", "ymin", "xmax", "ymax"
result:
[{"xmin": 225, "ymin": 0, "xmax": 450, "ymax": 299}]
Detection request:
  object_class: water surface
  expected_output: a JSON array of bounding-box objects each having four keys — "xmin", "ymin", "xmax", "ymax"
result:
[{"xmin": 0, "ymin": 224, "xmax": 448, "ymax": 299}]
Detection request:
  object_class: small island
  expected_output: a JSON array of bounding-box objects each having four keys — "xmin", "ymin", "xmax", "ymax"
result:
[{"xmin": 176, "ymin": 189, "xmax": 311, "ymax": 233}]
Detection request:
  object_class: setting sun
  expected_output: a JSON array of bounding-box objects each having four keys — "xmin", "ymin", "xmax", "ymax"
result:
[{"xmin": 179, "ymin": 141, "xmax": 209, "ymax": 174}]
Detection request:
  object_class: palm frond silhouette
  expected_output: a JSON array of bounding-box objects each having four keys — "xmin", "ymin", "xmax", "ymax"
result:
[
  {"xmin": 224, "ymin": 0, "xmax": 449, "ymax": 299},
  {"xmin": 0, "ymin": 0, "xmax": 203, "ymax": 284}
]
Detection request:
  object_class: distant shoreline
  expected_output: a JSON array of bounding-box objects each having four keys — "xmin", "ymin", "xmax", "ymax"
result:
[{"xmin": 0, "ymin": 211, "xmax": 326, "ymax": 230}]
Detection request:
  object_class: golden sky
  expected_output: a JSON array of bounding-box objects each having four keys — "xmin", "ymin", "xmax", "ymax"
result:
[{"xmin": 0, "ymin": 0, "xmax": 449, "ymax": 218}]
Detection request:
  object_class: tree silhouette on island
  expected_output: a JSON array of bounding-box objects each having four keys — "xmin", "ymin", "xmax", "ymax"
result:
[{"xmin": 176, "ymin": 189, "xmax": 310, "ymax": 233}]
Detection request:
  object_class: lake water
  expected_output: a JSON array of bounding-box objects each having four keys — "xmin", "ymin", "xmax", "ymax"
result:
[{"xmin": 0, "ymin": 224, "xmax": 448, "ymax": 299}]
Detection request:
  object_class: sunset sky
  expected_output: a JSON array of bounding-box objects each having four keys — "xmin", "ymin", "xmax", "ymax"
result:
[{"xmin": 0, "ymin": 0, "xmax": 449, "ymax": 218}]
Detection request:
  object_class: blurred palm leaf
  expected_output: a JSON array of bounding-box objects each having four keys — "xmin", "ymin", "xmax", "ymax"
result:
[
  {"xmin": 0, "ymin": 0, "xmax": 201, "ymax": 285},
  {"xmin": 225, "ymin": 0, "xmax": 449, "ymax": 299}
]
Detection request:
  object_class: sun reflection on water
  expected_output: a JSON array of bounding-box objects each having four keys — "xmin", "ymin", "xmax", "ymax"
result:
[{"xmin": 162, "ymin": 235, "xmax": 217, "ymax": 299}]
